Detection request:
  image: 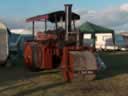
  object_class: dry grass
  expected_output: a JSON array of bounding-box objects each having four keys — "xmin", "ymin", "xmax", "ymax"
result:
[{"xmin": 0, "ymin": 51, "xmax": 128, "ymax": 96}]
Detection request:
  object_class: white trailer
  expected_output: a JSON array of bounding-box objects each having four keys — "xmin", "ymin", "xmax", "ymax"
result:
[
  {"xmin": 0, "ymin": 22, "xmax": 9, "ymax": 64},
  {"xmin": 83, "ymin": 33, "xmax": 118, "ymax": 50}
]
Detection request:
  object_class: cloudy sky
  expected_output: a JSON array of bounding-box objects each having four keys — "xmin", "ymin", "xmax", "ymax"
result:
[{"xmin": 0, "ymin": 0, "xmax": 128, "ymax": 33}]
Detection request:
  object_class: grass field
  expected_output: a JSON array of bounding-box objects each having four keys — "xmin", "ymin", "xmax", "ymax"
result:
[{"xmin": 0, "ymin": 51, "xmax": 128, "ymax": 96}]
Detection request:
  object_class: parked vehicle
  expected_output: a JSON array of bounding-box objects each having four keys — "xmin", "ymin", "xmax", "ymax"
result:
[{"xmin": 0, "ymin": 22, "xmax": 27, "ymax": 66}]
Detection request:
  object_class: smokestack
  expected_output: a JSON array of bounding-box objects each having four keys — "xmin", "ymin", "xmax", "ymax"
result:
[{"xmin": 65, "ymin": 4, "xmax": 72, "ymax": 40}]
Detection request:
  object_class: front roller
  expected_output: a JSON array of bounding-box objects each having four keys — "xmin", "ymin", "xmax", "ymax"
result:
[
  {"xmin": 70, "ymin": 51, "xmax": 97, "ymax": 81},
  {"xmin": 61, "ymin": 47, "xmax": 97, "ymax": 81}
]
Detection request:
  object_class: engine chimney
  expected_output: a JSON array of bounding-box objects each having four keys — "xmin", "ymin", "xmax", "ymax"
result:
[{"xmin": 65, "ymin": 4, "xmax": 72, "ymax": 40}]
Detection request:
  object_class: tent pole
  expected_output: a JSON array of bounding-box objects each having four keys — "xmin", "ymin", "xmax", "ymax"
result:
[
  {"xmin": 112, "ymin": 32, "xmax": 115, "ymax": 46},
  {"xmin": 73, "ymin": 20, "xmax": 76, "ymax": 30},
  {"xmin": 94, "ymin": 33, "xmax": 96, "ymax": 49},
  {"xmin": 91, "ymin": 33, "xmax": 96, "ymax": 49}
]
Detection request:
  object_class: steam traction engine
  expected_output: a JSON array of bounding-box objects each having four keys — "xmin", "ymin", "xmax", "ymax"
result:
[{"xmin": 24, "ymin": 4, "xmax": 97, "ymax": 81}]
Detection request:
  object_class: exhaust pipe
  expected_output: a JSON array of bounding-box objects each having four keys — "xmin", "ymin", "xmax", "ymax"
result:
[{"xmin": 65, "ymin": 4, "xmax": 72, "ymax": 40}]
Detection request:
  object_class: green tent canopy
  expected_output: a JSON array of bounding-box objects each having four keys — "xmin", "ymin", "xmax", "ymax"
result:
[
  {"xmin": 79, "ymin": 21, "xmax": 115, "ymax": 48},
  {"xmin": 79, "ymin": 21, "xmax": 114, "ymax": 33}
]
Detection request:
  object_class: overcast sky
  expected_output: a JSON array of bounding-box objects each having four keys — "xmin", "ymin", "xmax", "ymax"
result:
[{"xmin": 0, "ymin": 0, "xmax": 128, "ymax": 32}]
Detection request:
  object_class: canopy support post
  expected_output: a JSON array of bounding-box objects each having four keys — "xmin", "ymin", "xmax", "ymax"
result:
[
  {"xmin": 54, "ymin": 14, "xmax": 58, "ymax": 30},
  {"xmin": 32, "ymin": 21, "xmax": 35, "ymax": 39},
  {"xmin": 45, "ymin": 19, "xmax": 47, "ymax": 33}
]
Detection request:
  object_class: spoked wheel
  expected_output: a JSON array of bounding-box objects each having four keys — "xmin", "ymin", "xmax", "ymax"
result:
[{"xmin": 24, "ymin": 44, "xmax": 37, "ymax": 71}]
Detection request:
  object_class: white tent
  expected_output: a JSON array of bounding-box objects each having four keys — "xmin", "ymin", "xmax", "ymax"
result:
[{"xmin": 11, "ymin": 29, "xmax": 32, "ymax": 35}]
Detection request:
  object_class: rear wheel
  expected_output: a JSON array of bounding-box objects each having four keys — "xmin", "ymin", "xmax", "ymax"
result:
[{"xmin": 30, "ymin": 45, "xmax": 42, "ymax": 72}]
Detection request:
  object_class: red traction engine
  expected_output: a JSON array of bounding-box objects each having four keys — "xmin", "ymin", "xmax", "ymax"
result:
[{"xmin": 24, "ymin": 4, "xmax": 98, "ymax": 81}]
